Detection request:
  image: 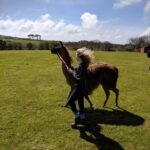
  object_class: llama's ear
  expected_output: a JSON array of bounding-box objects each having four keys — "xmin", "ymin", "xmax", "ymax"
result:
[{"xmin": 59, "ymin": 41, "xmax": 63, "ymax": 46}]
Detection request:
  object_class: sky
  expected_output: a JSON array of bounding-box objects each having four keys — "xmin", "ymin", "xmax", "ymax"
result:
[{"xmin": 0, "ymin": 0, "xmax": 150, "ymax": 44}]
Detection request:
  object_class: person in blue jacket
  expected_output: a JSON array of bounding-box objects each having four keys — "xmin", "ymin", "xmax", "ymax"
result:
[{"xmin": 65, "ymin": 48, "xmax": 93, "ymax": 128}]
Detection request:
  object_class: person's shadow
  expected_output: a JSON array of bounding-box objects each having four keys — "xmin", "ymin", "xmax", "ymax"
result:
[{"xmin": 74, "ymin": 107, "xmax": 145, "ymax": 150}]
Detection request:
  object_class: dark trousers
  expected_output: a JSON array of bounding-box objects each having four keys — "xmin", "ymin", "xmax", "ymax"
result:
[{"xmin": 67, "ymin": 86, "xmax": 85, "ymax": 114}]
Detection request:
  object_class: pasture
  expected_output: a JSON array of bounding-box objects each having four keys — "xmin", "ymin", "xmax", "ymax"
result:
[{"xmin": 0, "ymin": 50, "xmax": 150, "ymax": 150}]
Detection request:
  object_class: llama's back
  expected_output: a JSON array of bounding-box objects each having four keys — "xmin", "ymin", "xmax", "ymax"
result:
[{"xmin": 87, "ymin": 62, "xmax": 118, "ymax": 94}]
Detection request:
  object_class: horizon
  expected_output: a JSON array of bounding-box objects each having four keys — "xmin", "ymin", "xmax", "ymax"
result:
[{"xmin": 1, "ymin": 0, "xmax": 150, "ymax": 44}]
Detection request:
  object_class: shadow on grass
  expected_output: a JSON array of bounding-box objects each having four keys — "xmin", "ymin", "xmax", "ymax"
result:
[
  {"xmin": 75, "ymin": 123, "xmax": 124, "ymax": 150},
  {"xmin": 74, "ymin": 107, "xmax": 145, "ymax": 150},
  {"xmin": 86, "ymin": 107, "xmax": 145, "ymax": 126}
]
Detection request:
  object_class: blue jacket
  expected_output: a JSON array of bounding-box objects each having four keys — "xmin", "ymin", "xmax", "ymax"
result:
[{"xmin": 71, "ymin": 63, "xmax": 88, "ymax": 93}]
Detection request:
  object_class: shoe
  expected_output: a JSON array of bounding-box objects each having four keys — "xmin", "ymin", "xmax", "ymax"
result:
[{"xmin": 71, "ymin": 117, "xmax": 80, "ymax": 129}]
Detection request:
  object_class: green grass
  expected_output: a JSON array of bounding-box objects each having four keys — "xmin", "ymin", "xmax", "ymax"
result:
[{"xmin": 0, "ymin": 50, "xmax": 150, "ymax": 150}]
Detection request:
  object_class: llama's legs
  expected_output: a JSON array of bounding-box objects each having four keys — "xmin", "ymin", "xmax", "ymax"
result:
[
  {"xmin": 112, "ymin": 88, "xmax": 119, "ymax": 106},
  {"xmin": 103, "ymin": 87, "xmax": 110, "ymax": 107},
  {"xmin": 84, "ymin": 95, "xmax": 93, "ymax": 109}
]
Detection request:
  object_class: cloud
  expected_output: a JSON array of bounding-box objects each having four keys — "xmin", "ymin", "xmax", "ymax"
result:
[
  {"xmin": 141, "ymin": 27, "xmax": 150, "ymax": 36},
  {"xmin": 0, "ymin": 13, "xmax": 82, "ymax": 39},
  {"xmin": 144, "ymin": 1, "xmax": 150, "ymax": 13},
  {"xmin": 113, "ymin": 0, "xmax": 141, "ymax": 8},
  {"xmin": 66, "ymin": 24, "xmax": 81, "ymax": 34},
  {"xmin": 81, "ymin": 12, "xmax": 98, "ymax": 29},
  {"xmin": 53, "ymin": 20, "xmax": 65, "ymax": 32},
  {"xmin": 0, "ymin": 13, "xmax": 144, "ymax": 44},
  {"xmin": 40, "ymin": 13, "xmax": 51, "ymax": 21}
]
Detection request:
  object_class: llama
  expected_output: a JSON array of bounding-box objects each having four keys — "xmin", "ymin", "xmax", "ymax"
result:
[{"xmin": 51, "ymin": 42, "xmax": 119, "ymax": 107}]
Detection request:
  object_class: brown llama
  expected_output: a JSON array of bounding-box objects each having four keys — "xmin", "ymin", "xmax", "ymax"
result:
[{"xmin": 51, "ymin": 42, "xmax": 119, "ymax": 107}]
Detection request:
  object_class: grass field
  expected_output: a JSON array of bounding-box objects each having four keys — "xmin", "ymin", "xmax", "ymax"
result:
[{"xmin": 0, "ymin": 50, "xmax": 150, "ymax": 150}]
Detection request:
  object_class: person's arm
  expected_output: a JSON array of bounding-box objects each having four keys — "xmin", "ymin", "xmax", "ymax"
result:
[
  {"xmin": 67, "ymin": 67, "xmax": 80, "ymax": 80},
  {"xmin": 57, "ymin": 53, "xmax": 79, "ymax": 80}
]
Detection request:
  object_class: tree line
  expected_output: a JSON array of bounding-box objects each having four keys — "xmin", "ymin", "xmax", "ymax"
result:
[
  {"xmin": 0, "ymin": 39, "xmax": 126, "ymax": 51},
  {"xmin": 65, "ymin": 40, "xmax": 124, "ymax": 51},
  {"xmin": 0, "ymin": 40, "xmax": 59, "ymax": 50},
  {"xmin": 129, "ymin": 35, "xmax": 150, "ymax": 50},
  {"xmin": 1, "ymin": 35, "xmax": 150, "ymax": 51}
]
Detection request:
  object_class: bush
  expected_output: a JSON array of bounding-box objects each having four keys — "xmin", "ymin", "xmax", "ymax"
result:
[
  {"xmin": 147, "ymin": 50, "xmax": 150, "ymax": 58},
  {"xmin": 26, "ymin": 42, "xmax": 34, "ymax": 50},
  {"xmin": 0, "ymin": 40, "xmax": 6, "ymax": 50},
  {"xmin": 38, "ymin": 41, "xmax": 50, "ymax": 50},
  {"xmin": 12, "ymin": 42, "xmax": 23, "ymax": 50},
  {"xmin": 6, "ymin": 43, "xmax": 13, "ymax": 50}
]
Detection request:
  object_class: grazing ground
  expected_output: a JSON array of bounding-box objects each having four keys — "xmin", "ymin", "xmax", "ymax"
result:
[{"xmin": 0, "ymin": 50, "xmax": 150, "ymax": 150}]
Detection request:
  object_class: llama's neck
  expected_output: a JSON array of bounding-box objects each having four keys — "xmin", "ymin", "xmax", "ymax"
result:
[
  {"xmin": 62, "ymin": 62, "xmax": 69, "ymax": 73},
  {"xmin": 61, "ymin": 59, "xmax": 73, "ymax": 77},
  {"xmin": 60, "ymin": 56, "xmax": 74, "ymax": 87}
]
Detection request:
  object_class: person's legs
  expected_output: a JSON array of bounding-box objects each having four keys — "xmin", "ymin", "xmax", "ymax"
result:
[
  {"xmin": 67, "ymin": 87, "xmax": 81, "ymax": 128},
  {"xmin": 78, "ymin": 94, "xmax": 84, "ymax": 114},
  {"xmin": 64, "ymin": 88, "xmax": 73, "ymax": 107},
  {"xmin": 78, "ymin": 92, "xmax": 86, "ymax": 124},
  {"xmin": 67, "ymin": 88, "xmax": 78, "ymax": 114}
]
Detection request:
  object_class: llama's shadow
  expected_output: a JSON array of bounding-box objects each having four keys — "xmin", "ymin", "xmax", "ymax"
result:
[{"xmin": 86, "ymin": 107, "xmax": 145, "ymax": 126}]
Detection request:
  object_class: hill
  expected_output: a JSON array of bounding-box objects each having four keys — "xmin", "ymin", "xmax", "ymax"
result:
[{"xmin": 0, "ymin": 34, "xmax": 58, "ymax": 50}]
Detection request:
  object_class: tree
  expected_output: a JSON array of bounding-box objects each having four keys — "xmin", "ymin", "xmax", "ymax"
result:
[
  {"xmin": 34, "ymin": 34, "xmax": 41, "ymax": 40},
  {"xmin": 7, "ymin": 43, "xmax": 13, "ymax": 50},
  {"xmin": 43, "ymin": 41, "xmax": 49, "ymax": 50},
  {"xmin": 28, "ymin": 34, "xmax": 34, "ymax": 40},
  {"xmin": 0, "ymin": 40, "xmax": 6, "ymax": 50},
  {"xmin": 28, "ymin": 34, "xmax": 41, "ymax": 40},
  {"xmin": 26, "ymin": 42, "xmax": 34, "ymax": 50},
  {"xmin": 129, "ymin": 35, "xmax": 150, "ymax": 51},
  {"xmin": 17, "ymin": 43, "xmax": 23, "ymax": 50},
  {"xmin": 103, "ymin": 41, "xmax": 112, "ymax": 51},
  {"xmin": 38, "ymin": 42, "xmax": 45, "ymax": 50}
]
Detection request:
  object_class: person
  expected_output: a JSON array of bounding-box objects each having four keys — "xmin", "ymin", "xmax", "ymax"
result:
[{"xmin": 64, "ymin": 48, "xmax": 93, "ymax": 128}]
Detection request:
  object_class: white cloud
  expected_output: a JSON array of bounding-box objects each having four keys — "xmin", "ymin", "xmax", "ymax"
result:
[
  {"xmin": 0, "ymin": 14, "xmax": 82, "ymax": 39},
  {"xmin": 141, "ymin": 27, "xmax": 150, "ymax": 36},
  {"xmin": 0, "ymin": 13, "xmax": 144, "ymax": 44},
  {"xmin": 40, "ymin": 13, "xmax": 51, "ymax": 21},
  {"xmin": 144, "ymin": 1, "xmax": 150, "ymax": 13},
  {"xmin": 65, "ymin": 24, "xmax": 81, "ymax": 34},
  {"xmin": 113, "ymin": 0, "xmax": 141, "ymax": 8},
  {"xmin": 81, "ymin": 12, "xmax": 98, "ymax": 29}
]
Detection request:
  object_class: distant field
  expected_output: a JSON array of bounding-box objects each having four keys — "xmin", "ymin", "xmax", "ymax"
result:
[
  {"xmin": 0, "ymin": 50, "xmax": 150, "ymax": 150},
  {"xmin": 0, "ymin": 35, "xmax": 57, "ymax": 50},
  {"xmin": 0, "ymin": 35, "xmax": 41, "ymax": 46},
  {"xmin": 5, "ymin": 39, "xmax": 41, "ymax": 45},
  {"xmin": 4, "ymin": 38, "xmax": 46, "ymax": 49}
]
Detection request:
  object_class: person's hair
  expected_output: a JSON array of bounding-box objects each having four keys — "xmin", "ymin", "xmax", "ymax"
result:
[{"xmin": 76, "ymin": 47, "xmax": 94, "ymax": 67}]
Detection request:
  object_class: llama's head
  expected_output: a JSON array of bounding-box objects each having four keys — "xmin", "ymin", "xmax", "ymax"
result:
[
  {"xmin": 51, "ymin": 41, "xmax": 66, "ymax": 55},
  {"xmin": 51, "ymin": 41, "xmax": 72, "ymax": 63}
]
